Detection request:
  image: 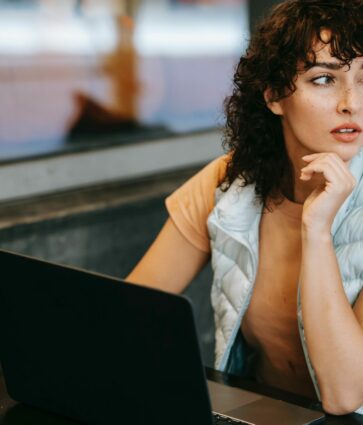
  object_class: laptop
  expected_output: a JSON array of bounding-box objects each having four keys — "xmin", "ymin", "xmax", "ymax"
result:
[{"xmin": 0, "ymin": 249, "xmax": 324, "ymax": 425}]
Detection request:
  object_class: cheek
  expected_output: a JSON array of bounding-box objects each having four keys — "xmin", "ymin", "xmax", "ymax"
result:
[
  {"xmin": 298, "ymin": 94, "xmax": 325, "ymax": 113},
  {"xmin": 287, "ymin": 96, "xmax": 328, "ymax": 130}
]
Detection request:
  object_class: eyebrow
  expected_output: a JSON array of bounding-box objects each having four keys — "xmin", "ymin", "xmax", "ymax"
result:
[{"xmin": 307, "ymin": 61, "xmax": 363, "ymax": 70}]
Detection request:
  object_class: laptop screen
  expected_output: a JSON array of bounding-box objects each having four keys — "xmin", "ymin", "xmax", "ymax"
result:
[{"xmin": 0, "ymin": 250, "xmax": 213, "ymax": 425}]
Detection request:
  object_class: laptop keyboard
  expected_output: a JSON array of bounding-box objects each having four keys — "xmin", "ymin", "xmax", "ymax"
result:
[{"xmin": 212, "ymin": 413, "xmax": 252, "ymax": 425}]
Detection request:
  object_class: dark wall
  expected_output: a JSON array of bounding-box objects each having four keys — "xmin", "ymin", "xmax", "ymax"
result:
[
  {"xmin": 249, "ymin": 0, "xmax": 280, "ymax": 31},
  {"xmin": 0, "ymin": 184, "xmax": 215, "ymax": 368}
]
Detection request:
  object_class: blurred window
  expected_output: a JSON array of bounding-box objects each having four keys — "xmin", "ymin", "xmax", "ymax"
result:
[{"xmin": 0, "ymin": 0, "xmax": 249, "ymax": 161}]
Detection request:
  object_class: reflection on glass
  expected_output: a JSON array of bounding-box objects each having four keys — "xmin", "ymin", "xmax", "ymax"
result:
[{"xmin": 0, "ymin": 0, "xmax": 249, "ymax": 160}]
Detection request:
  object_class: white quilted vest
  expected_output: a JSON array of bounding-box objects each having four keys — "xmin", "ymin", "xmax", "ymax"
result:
[{"xmin": 207, "ymin": 149, "xmax": 363, "ymax": 414}]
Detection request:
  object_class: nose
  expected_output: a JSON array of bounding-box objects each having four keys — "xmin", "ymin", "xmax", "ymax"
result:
[{"xmin": 337, "ymin": 87, "xmax": 361, "ymax": 115}]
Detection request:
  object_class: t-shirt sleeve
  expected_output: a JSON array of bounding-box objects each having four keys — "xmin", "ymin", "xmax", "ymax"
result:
[{"xmin": 165, "ymin": 155, "xmax": 229, "ymax": 253}]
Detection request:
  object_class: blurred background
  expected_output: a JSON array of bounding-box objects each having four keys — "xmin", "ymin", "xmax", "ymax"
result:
[
  {"xmin": 0, "ymin": 0, "xmax": 278, "ymax": 367},
  {"xmin": 0, "ymin": 0, "xmax": 251, "ymax": 159}
]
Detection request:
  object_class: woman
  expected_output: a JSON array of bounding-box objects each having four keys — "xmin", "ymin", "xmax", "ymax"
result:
[{"xmin": 127, "ymin": 0, "xmax": 363, "ymax": 415}]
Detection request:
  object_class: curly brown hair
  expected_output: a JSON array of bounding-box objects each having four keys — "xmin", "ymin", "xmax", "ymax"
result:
[{"xmin": 222, "ymin": 0, "xmax": 363, "ymax": 206}]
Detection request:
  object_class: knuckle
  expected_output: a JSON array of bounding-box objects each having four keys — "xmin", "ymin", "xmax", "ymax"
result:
[
  {"xmin": 327, "ymin": 152, "xmax": 338, "ymax": 160},
  {"xmin": 344, "ymin": 180, "xmax": 355, "ymax": 192}
]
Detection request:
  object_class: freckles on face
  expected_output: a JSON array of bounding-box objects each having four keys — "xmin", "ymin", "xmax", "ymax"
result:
[
  {"xmin": 276, "ymin": 44, "xmax": 363, "ymax": 162},
  {"xmin": 279, "ymin": 79, "xmax": 333, "ymax": 154},
  {"xmin": 295, "ymin": 89, "xmax": 329, "ymax": 131}
]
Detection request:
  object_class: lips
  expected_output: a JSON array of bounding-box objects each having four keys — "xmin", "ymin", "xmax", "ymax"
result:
[{"xmin": 331, "ymin": 123, "xmax": 362, "ymax": 143}]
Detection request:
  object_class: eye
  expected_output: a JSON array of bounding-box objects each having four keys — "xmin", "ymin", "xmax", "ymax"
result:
[{"xmin": 310, "ymin": 74, "xmax": 335, "ymax": 86}]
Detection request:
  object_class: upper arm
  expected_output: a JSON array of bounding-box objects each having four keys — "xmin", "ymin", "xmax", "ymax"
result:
[
  {"xmin": 126, "ymin": 155, "xmax": 229, "ymax": 293},
  {"xmin": 165, "ymin": 154, "xmax": 229, "ymax": 252},
  {"xmin": 125, "ymin": 218, "xmax": 210, "ymax": 294}
]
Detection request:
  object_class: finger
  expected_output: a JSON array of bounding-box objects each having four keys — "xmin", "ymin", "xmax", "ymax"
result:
[
  {"xmin": 300, "ymin": 159, "xmax": 346, "ymax": 183},
  {"xmin": 302, "ymin": 153, "xmax": 325, "ymax": 163},
  {"xmin": 301, "ymin": 153, "xmax": 355, "ymax": 185},
  {"xmin": 301, "ymin": 160, "xmax": 345, "ymax": 181},
  {"xmin": 302, "ymin": 152, "xmax": 350, "ymax": 168},
  {"xmin": 300, "ymin": 160, "xmax": 355, "ymax": 193},
  {"xmin": 324, "ymin": 152, "xmax": 356, "ymax": 183},
  {"xmin": 302, "ymin": 152, "xmax": 343, "ymax": 164}
]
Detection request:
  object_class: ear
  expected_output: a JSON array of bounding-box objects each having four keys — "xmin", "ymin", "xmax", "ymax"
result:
[{"xmin": 264, "ymin": 88, "xmax": 284, "ymax": 116}]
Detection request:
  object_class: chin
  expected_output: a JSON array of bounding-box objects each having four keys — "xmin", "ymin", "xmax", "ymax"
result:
[{"xmin": 331, "ymin": 143, "xmax": 362, "ymax": 163}]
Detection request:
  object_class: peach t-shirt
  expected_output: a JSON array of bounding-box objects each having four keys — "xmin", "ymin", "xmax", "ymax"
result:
[{"xmin": 165, "ymin": 155, "xmax": 316, "ymax": 398}]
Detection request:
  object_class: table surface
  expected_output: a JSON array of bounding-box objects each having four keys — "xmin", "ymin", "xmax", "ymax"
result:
[{"xmin": 1, "ymin": 368, "xmax": 363, "ymax": 425}]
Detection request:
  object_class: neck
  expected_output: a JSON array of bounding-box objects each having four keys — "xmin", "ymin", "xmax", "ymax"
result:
[
  {"xmin": 292, "ymin": 158, "xmax": 327, "ymax": 204},
  {"xmin": 280, "ymin": 155, "xmax": 326, "ymax": 205}
]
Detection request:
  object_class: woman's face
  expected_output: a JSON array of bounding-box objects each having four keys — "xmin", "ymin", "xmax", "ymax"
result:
[{"xmin": 268, "ymin": 42, "xmax": 363, "ymax": 166}]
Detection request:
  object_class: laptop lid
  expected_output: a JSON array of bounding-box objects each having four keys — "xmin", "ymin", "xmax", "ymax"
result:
[{"xmin": 0, "ymin": 249, "xmax": 213, "ymax": 425}]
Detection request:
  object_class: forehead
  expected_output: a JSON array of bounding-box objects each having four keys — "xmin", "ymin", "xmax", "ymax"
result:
[
  {"xmin": 309, "ymin": 29, "xmax": 330, "ymax": 54},
  {"xmin": 308, "ymin": 42, "xmax": 363, "ymax": 68},
  {"xmin": 297, "ymin": 42, "xmax": 334, "ymax": 71},
  {"xmin": 307, "ymin": 28, "xmax": 362, "ymax": 65},
  {"xmin": 310, "ymin": 29, "xmax": 335, "ymax": 62},
  {"xmin": 312, "ymin": 42, "xmax": 334, "ymax": 60}
]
